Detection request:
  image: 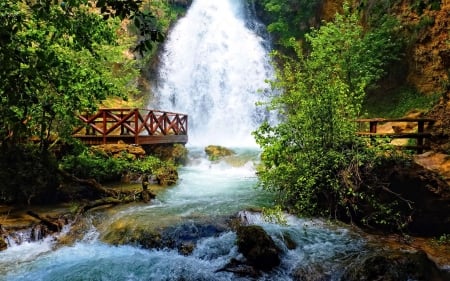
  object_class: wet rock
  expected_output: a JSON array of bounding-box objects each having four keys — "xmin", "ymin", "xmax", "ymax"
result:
[
  {"xmin": 163, "ymin": 222, "xmax": 229, "ymax": 250},
  {"xmin": 342, "ymin": 250, "xmax": 450, "ymax": 281},
  {"xmin": 216, "ymin": 258, "xmax": 261, "ymax": 278},
  {"xmin": 293, "ymin": 264, "xmax": 332, "ymax": 281},
  {"xmin": 236, "ymin": 225, "xmax": 281, "ymax": 270},
  {"xmin": 204, "ymin": 145, "xmax": 235, "ymax": 161},
  {"xmin": 102, "ymin": 220, "xmax": 229, "ymax": 254},
  {"xmin": 154, "ymin": 166, "xmax": 178, "ymax": 186},
  {"xmin": 179, "ymin": 242, "xmax": 195, "ymax": 256},
  {"xmin": 0, "ymin": 237, "xmax": 7, "ymax": 251},
  {"xmin": 282, "ymin": 232, "xmax": 297, "ymax": 250}
]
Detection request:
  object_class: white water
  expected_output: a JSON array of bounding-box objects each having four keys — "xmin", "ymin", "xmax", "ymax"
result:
[
  {"xmin": 1, "ymin": 1, "xmax": 369, "ymax": 280},
  {"xmin": 150, "ymin": 0, "xmax": 274, "ymax": 147}
]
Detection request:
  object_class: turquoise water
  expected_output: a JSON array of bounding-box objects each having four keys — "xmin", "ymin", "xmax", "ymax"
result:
[{"xmin": 1, "ymin": 149, "xmax": 366, "ymax": 281}]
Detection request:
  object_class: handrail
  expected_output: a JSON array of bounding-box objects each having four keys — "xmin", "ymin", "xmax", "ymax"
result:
[
  {"xmin": 73, "ymin": 108, "xmax": 188, "ymax": 145},
  {"xmin": 356, "ymin": 118, "xmax": 435, "ymax": 153}
]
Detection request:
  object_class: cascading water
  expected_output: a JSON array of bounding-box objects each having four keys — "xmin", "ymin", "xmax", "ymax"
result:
[
  {"xmin": 150, "ymin": 0, "xmax": 274, "ymax": 147},
  {"xmin": 1, "ymin": 1, "xmax": 373, "ymax": 280}
]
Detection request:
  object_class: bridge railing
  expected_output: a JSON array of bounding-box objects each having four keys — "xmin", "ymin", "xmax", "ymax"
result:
[
  {"xmin": 356, "ymin": 118, "xmax": 435, "ymax": 153},
  {"xmin": 73, "ymin": 108, "xmax": 188, "ymax": 145}
]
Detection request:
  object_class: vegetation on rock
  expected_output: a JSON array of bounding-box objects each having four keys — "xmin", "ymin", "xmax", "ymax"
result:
[{"xmin": 204, "ymin": 145, "xmax": 235, "ymax": 161}]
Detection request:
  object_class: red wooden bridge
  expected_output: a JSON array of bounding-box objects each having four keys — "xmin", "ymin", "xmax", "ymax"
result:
[{"xmin": 73, "ymin": 108, "xmax": 188, "ymax": 145}]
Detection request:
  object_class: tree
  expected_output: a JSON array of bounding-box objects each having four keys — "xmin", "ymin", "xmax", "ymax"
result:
[
  {"xmin": 0, "ymin": 0, "xmax": 167, "ymax": 150},
  {"xmin": 255, "ymin": 0, "xmax": 322, "ymax": 48},
  {"xmin": 0, "ymin": 0, "xmax": 164, "ymax": 204},
  {"xmin": 254, "ymin": 4, "xmax": 402, "ymax": 220}
]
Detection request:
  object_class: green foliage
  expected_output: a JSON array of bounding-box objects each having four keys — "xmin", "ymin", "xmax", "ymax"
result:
[
  {"xmin": 432, "ymin": 233, "xmax": 450, "ymax": 245},
  {"xmin": 254, "ymin": 0, "xmax": 322, "ymax": 48},
  {"xmin": 254, "ymin": 4, "xmax": 404, "ymax": 229},
  {"xmin": 363, "ymin": 86, "xmax": 440, "ymax": 118},
  {"xmin": 0, "ymin": 1, "xmax": 140, "ymax": 150},
  {"xmin": 262, "ymin": 205, "xmax": 287, "ymax": 225},
  {"xmin": 60, "ymin": 148, "xmax": 172, "ymax": 183}
]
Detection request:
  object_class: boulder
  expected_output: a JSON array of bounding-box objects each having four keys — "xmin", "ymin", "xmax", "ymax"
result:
[
  {"xmin": 145, "ymin": 144, "xmax": 188, "ymax": 165},
  {"xmin": 387, "ymin": 162, "xmax": 450, "ymax": 236},
  {"xmin": 342, "ymin": 250, "xmax": 450, "ymax": 281},
  {"xmin": 236, "ymin": 225, "xmax": 281, "ymax": 270}
]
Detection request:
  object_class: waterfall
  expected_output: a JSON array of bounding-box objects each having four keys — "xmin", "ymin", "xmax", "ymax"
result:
[{"xmin": 150, "ymin": 0, "xmax": 274, "ymax": 147}]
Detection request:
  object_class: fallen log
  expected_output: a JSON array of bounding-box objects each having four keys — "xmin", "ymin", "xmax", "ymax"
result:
[
  {"xmin": 58, "ymin": 169, "xmax": 121, "ymax": 198},
  {"xmin": 26, "ymin": 210, "xmax": 61, "ymax": 232}
]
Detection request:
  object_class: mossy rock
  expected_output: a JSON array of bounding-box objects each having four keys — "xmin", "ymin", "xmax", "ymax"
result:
[
  {"xmin": 154, "ymin": 166, "xmax": 178, "ymax": 186},
  {"xmin": 146, "ymin": 144, "xmax": 188, "ymax": 165},
  {"xmin": 204, "ymin": 145, "xmax": 235, "ymax": 161},
  {"xmin": 91, "ymin": 143, "xmax": 146, "ymax": 158}
]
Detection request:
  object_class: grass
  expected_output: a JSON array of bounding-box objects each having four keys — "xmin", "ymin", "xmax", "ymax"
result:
[{"xmin": 362, "ymin": 86, "xmax": 440, "ymax": 118}]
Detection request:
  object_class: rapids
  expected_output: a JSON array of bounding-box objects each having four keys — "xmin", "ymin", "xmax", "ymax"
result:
[{"xmin": 1, "ymin": 149, "xmax": 367, "ymax": 281}]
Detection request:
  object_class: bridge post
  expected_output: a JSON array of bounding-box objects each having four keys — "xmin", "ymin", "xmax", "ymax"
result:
[
  {"xmin": 417, "ymin": 120, "xmax": 425, "ymax": 154},
  {"xmin": 134, "ymin": 109, "xmax": 139, "ymax": 144},
  {"xmin": 102, "ymin": 109, "xmax": 107, "ymax": 144}
]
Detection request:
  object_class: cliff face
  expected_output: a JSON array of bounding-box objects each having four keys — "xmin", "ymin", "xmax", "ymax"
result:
[
  {"xmin": 320, "ymin": 0, "xmax": 449, "ymax": 96},
  {"xmin": 396, "ymin": 1, "xmax": 449, "ymax": 96},
  {"xmin": 318, "ymin": 0, "xmax": 449, "ymax": 150}
]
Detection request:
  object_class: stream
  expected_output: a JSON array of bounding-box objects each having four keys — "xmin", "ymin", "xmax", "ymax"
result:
[{"xmin": 1, "ymin": 148, "xmax": 367, "ymax": 281}]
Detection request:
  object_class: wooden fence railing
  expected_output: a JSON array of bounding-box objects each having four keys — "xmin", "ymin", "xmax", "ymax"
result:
[
  {"xmin": 73, "ymin": 108, "xmax": 188, "ymax": 145},
  {"xmin": 356, "ymin": 118, "xmax": 435, "ymax": 153}
]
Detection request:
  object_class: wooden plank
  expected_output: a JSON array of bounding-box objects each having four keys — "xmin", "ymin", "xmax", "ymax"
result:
[
  {"xmin": 357, "ymin": 132, "xmax": 432, "ymax": 138},
  {"xmin": 356, "ymin": 118, "xmax": 435, "ymax": 122},
  {"xmin": 137, "ymin": 135, "xmax": 188, "ymax": 145}
]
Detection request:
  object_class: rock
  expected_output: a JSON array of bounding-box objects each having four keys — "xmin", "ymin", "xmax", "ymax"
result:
[
  {"xmin": 204, "ymin": 145, "xmax": 235, "ymax": 161},
  {"xmin": 154, "ymin": 166, "xmax": 178, "ymax": 186},
  {"xmin": 179, "ymin": 242, "xmax": 195, "ymax": 256},
  {"xmin": 236, "ymin": 225, "xmax": 281, "ymax": 270},
  {"xmin": 387, "ymin": 162, "xmax": 450, "ymax": 236},
  {"xmin": 216, "ymin": 258, "xmax": 260, "ymax": 278},
  {"xmin": 0, "ymin": 237, "xmax": 7, "ymax": 251},
  {"xmin": 282, "ymin": 232, "xmax": 297, "ymax": 250},
  {"xmin": 146, "ymin": 144, "xmax": 188, "ymax": 165},
  {"xmin": 91, "ymin": 144, "xmax": 146, "ymax": 158},
  {"xmin": 293, "ymin": 264, "xmax": 332, "ymax": 281},
  {"xmin": 141, "ymin": 189, "xmax": 156, "ymax": 203},
  {"xmin": 342, "ymin": 250, "xmax": 450, "ymax": 281}
]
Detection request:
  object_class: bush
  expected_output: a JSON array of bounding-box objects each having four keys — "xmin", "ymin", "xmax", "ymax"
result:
[
  {"xmin": 60, "ymin": 148, "xmax": 175, "ymax": 184},
  {"xmin": 254, "ymin": 4, "xmax": 406, "ymax": 230}
]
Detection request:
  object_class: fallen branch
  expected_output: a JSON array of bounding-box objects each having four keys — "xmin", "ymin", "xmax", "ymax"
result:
[
  {"xmin": 26, "ymin": 210, "xmax": 61, "ymax": 232},
  {"xmin": 58, "ymin": 169, "xmax": 120, "ymax": 197}
]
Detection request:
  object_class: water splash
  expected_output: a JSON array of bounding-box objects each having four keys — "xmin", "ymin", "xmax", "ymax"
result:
[{"xmin": 150, "ymin": 0, "xmax": 274, "ymax": 147}]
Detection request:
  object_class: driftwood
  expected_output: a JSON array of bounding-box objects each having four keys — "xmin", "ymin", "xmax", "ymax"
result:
[
  {"xmin": 26, "ymin": 210, "xmax": 61, "ymax": 232},
  {"xmin": 58, "ymin": 169, "xmax": 123, "ymax": 198}
]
